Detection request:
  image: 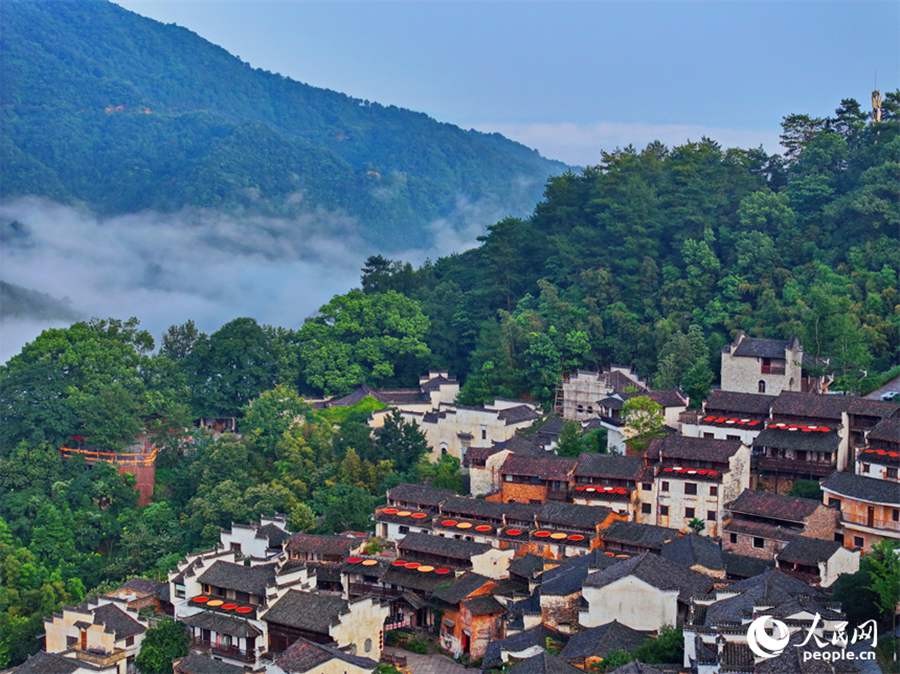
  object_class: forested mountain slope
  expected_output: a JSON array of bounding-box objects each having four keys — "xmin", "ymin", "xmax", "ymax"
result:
[{"xmin": 0, "ymin": 0, "xmax": 566, "ymax": 245}]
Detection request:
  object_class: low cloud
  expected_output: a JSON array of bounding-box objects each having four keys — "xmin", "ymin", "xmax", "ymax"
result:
[
  {"xmin": 474, "ymin": 120, "xmax": 781, "ymax": 166},
  {"xmin": 0, "ymin": 192, "xmax": 513, "ymax": 362}
]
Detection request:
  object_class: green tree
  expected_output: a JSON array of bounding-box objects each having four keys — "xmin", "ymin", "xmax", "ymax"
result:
[
  {"xmin": 623, "ymin": 396, "xmax": 664, "ymax": 451},
  {"xmin": 413, "ymin": 455, "xmax": 465, "ymax": 493},
  {"xmin": 633, "ymin": 626, "xmax": 683, "ymax": 664},
  {"xmin": 312, "ymin": 483, "xmax": 376, "ymax": 533},
  {"xmin": 556, "ymin": 421, "xmax": 584, "ymax": 458},
  {"xmin": 134, "ymin": 619, "xmax": 189, "ymax": 674},
  {"xmin": 297, "ymin": 290, "xmax": 431, "ymax": 395},
  {"xmin": 241, "ymin": 385, "xmax": 309, "ymax": 459},
  {"xmin": 866, "ymin": 540, "xmax": 900, "ymax": 620},
  {"xmin": 374, "ymin": 410, "xmax": 429, "ymax": 473}
]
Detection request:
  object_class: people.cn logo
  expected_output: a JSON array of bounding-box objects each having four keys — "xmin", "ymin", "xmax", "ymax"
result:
[{"xmin": 747, "ymin": 615, "xmax": 791, "ymax": 659}]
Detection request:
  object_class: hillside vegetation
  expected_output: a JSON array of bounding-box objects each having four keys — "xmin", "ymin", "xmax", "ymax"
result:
[{"xmin": 0, "ymin": 0, "xmax": 566, "ymax": 245}]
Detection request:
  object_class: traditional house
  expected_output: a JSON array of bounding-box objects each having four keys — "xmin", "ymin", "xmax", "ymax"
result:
[
  {"xmin": 385, "ymin": 482, "xmax": 456, "ymax": 513},
  {"xmin": 312, "ymin": 372, "xmax": 460, "ymax": 428},
  {"xmin": 432, "ymin": 573, "xmax": 505, "ymax": 659},
  {"xmin": 858, "ymin": 416, "xmax": 900, "ymax": 480},
  {"xmin": 43, "ymin": 599, "xmax": 147, "ymax": 674},
  {"xmin": 269, "ymin": 636, "xmax": 378, "ymax": 674},
  {"xmin": 579, "ymin": 552, "xmax": 714, "ymax": 631},
  {"xmin": 285, "ymin": 533, "xmax": 363, "ymax": 565},
  {"xmin": 846, "ymin": 398, "xmax": 899, "ymax": 452},
  {"xmin": 821, "ymin": 471, "xmax": 900, "ymax": 552},
  {"xmin": 722, "ymin": 489, "xmax": 839, "ymax": 560},
  {"xmin": 774, "ymin": 536, "xmax": 859, "ymax": 587},
  {"xmin": 679, "ymin": 390, "xmax": 773, "ymax": 445},
  {"xmin": 169, "ymin": 549, "xmax": 315, "ymax": 668},
  {"xmin": 720, "ymin": 334, "xmax": 831, "ymax": 395},
  {"xmin": 465, "ymin": 419, "xmax": 561, "ymax": 497},
  {"xmin": 600, "ymin": 522, "xmax": 679, "ymax": 556},
  {"xmin": 506, "ymin": 652, "xmax": 583, "ymax": 674},
  {"xmin": 397, "ymin": 531, "xmax": 514, "ymax": 578},
  {"xmin": 683, "ymin": 569, "xmax": 844, "ymax": 673},
  {"xmin": 646, "ymin": 435, "xmax": 751, "ymax": 536},
  {"xmin": 105, "ymin": 578, "xmax": 164, "ymax": 614},
  {"xmin": 751, "ymin": 422, "xmax": 846, "ymax": 494},
  {"xmin": 559, "ymin": 621, "xmax": 650, "ymax": 670},
  {"xmin": 402, "ymin": 400, "xmax": 539, "ymax": 463},
  {"xmin": 261, "ymin": 589, "xmax": 389, "ymax": 660},
  {"xmin": 539, "ymin": 551, "xmax": 624, "ymax": 634},
  {"xmin": 10, "ymin": 651, "xmax": 118, "ymax": 674},
  {"xmin": 219, "ymin": 515, "xmax": 290, "ymax": 560},
  {"xmin": 481, "ymin": 625, "xmax": 569, "ymax": 671},
  {"xmin": 658, "ymin": 534, "xmax": 726, "ymax": 579},
  {"xmin": 572, "ymin": 453, "xmax": 648, "ymax": 517},
  {"xmin": 498, "ymin": 454, "xmax": 577, "ymax": 504}
]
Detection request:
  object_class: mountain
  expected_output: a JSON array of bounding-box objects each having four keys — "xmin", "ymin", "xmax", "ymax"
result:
[
  {"xmin": 0, "ymin": 0, "xmax": 567, "ymax": 247},
  {"xmin": 0, "ymin": 281, "xmax": 81, "ymax": 322}
]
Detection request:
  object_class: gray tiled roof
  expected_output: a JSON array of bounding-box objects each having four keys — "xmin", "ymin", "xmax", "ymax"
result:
[
  {"xmin": 868, "ymin": 417, "xmax": 900, "ymax": 444},
  {"xmin": 733, "ymin": 337, "xmax": 791, "ymax": 359},
  {"xmin": 507, "ymin": 653, "xmax": 583, "ymax": 674},
  {"xmin": 753, "ymin": 427, "xmax": 841, "ymax": 453},
  {"xmin": 771, "ymin": 392, "xmax": 850, "ymax": 421},
  {"xmin": 659, "ymin": 534, "xmax": 723, "ymax": 571},
  {"xmin": 92, "ymin": 603, "xmax": 145, "ymax": 639},
  {"xmin": 705, "ymin": 390, "xmax": 776, "ymax": 416},
  {"xmin": 482, "ymin": 625, "xmax": 567, "ymax": 670},
  {"xmin": 822, "ymin": 471, "xmax": 900, "ymax": 505},
  {"xmin": 398, "ymin": 531, "xmax": 491, "ymax": 560},
  {"xmin": 726, "ymin": 489, "xmax": 822, "ymax": 522},
  {"xmin": 431, "ymin": 572, "xmax": 491, "ymax": 604},
  {"xmin": 286, "ymin": 533, "xmax": 358, "ymax": 556},
  {"xmin": 11, "ymin": 652, "xmax": 83, "ymax": 674},
  {"xmin": 648, "ymin": 435, "xmax": 743, "ymax": 463},
  {"xmin": 777, "ymin": 536, "xmax": 843, "ymax": 565},
  {"xmin": 501, "ymin": 454, "xmax": 577, "ymax": 480},
  {"xmin": 262, "ymin": 589, "xmax": 347, "ymax": 634},
  {"xmin": 181, "ymin": 610, "xmax": 262, "ymax": 637},
  {"xmin": 175, "ymin": 653, "xmax": 244, "ymax": 674},
  {"xmin": 602, "ymin": 522, "xmax": 679, "ymax": 551},
  {"xmin": 574, "ymin": 453, "xmax": 644, "ymax": 480},
  {"xmin": 584, "ymin": 552, "xmax": 713, "ymax": 600},
  {"xmin": 560, "ymin": 620, "xmax": 649, "ymax": 661},
  {"xmin": 536, "ymin": 502, "xmax": 612, "ymax": 530},
  {"xmin": 196, "ymin": 560, "xmax": 276, "ymax": 596},
  {"xmin": 276, "ymin": 636, "xmax": 378, "ymax": 673},
  {"xmin": 499, "ymin": 405, "xmax": 542, "ymax": 425}
]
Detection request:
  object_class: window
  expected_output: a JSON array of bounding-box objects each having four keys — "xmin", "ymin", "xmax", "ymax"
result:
[
  {"xmin": 753, "ymin": 537, "xmax": 764, "ymax": 549},
  {"xmin": 685, "ymin": 483, "xmax": 697, "ymax": 495},
  {"xmin": 727, "ymin": 434, "xmax": 740, "ymax": 441},
  {"xmin": 685, "ymin": 507, "xmax": 695, "ymax": 519},
  {"xmin": 577, "ymin": 404, "xmax": 584, "ymax": 413},
  {"xmin": 758, "ymin": 380, "xmax": 766, "ymax": 393},
  {"xmin": 829, "ymin": 497, "xmax": 841, "ymax": 510},
  {"xmin": 709, "ymin": 485, "xmax": 718, "ymax": 497},
  {"xmin": 641, "ymin": 503, "xmax": 652, "ymax": 514},
  {"xmin": 481, "ymin": 428, "xmax": 487, "ymax": 440},
  {"xmin": 587, "ymin": 406, "xmax": 594, "ymax": 414},
  {"xmin": 707, "ymin": 510, "xmax": 716, "ymax": 521},
  {"xmin": 660, "ymin": 505, "xmax": 669, "ymax": 516},
  {"xmin": 125, "ymin": 636, "xmax": 134, "ymax": 647},
  {"xmin": 887, "ymin": 467, "xmax": 898, "ymax": 480},
  {"xmin": 893, "ymin": 509, "xmax": 899, "ymax": 522},
  {"xmin": 642, "ymin": 482, "xmax": 652, "ymax": 491},
  {"xmin": 862, "ymin": 463, "xmax": 870, "ymax": 474},
  {"xmin": 703, "ymin": 432, "xmax": 714, "ymax": 439},
  {"xmin": 853, "ymin": 536, "xmax": 864, "ymax": 548},
  {"xmin": 834, "ymin": 532, "xmax": 844, "ymax": 544},
  {"xmin": 399, "ymin": 525, "xmax": 409, "ymax": 534},
  {"xmin": 661, "ymin": 481, "xmax": 669, "ymax": 492},
  {"xmin": 729, "ymin": 533, "xmax": 738, "ymax": 544}
]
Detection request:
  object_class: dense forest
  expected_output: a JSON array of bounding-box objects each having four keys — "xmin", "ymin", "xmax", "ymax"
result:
[
  {"xmin": 0, "ymin": 0, "xmax": 565, "ymax": 246},
  {"xmin": 0, "ymin": 95, "xmax": 898, "ymax": 666}
]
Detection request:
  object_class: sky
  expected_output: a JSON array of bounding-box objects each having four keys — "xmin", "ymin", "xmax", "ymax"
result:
[{"xmin": 115, "ymin": 0, "xmax": 899, "ymax": 165}]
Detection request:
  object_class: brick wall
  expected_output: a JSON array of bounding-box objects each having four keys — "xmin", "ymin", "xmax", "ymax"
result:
[{"xmin": 500, "ymin": 481, "xmax": 547, "ymax": 504}]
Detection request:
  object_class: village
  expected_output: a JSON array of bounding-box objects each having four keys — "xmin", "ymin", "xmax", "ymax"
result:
[{"xmin": 11, "ymin": 333, "xmax": 900, "ymax": 674}]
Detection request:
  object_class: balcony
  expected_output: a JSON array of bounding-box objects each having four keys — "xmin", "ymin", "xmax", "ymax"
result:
[
  {"xmin": 752, "ymin": 456, "xmax": 834, "ymax": 478},
  {"xmin": 348, "ymin": 582, "xmax": 401, "ymax": 599},
  {"xmin": 761, "ymin": 362, "xmax": 786, "ymax": 375},
  {"xmin": 192, "ymin": 638, "xmax": 256, "ymax": 664}
]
